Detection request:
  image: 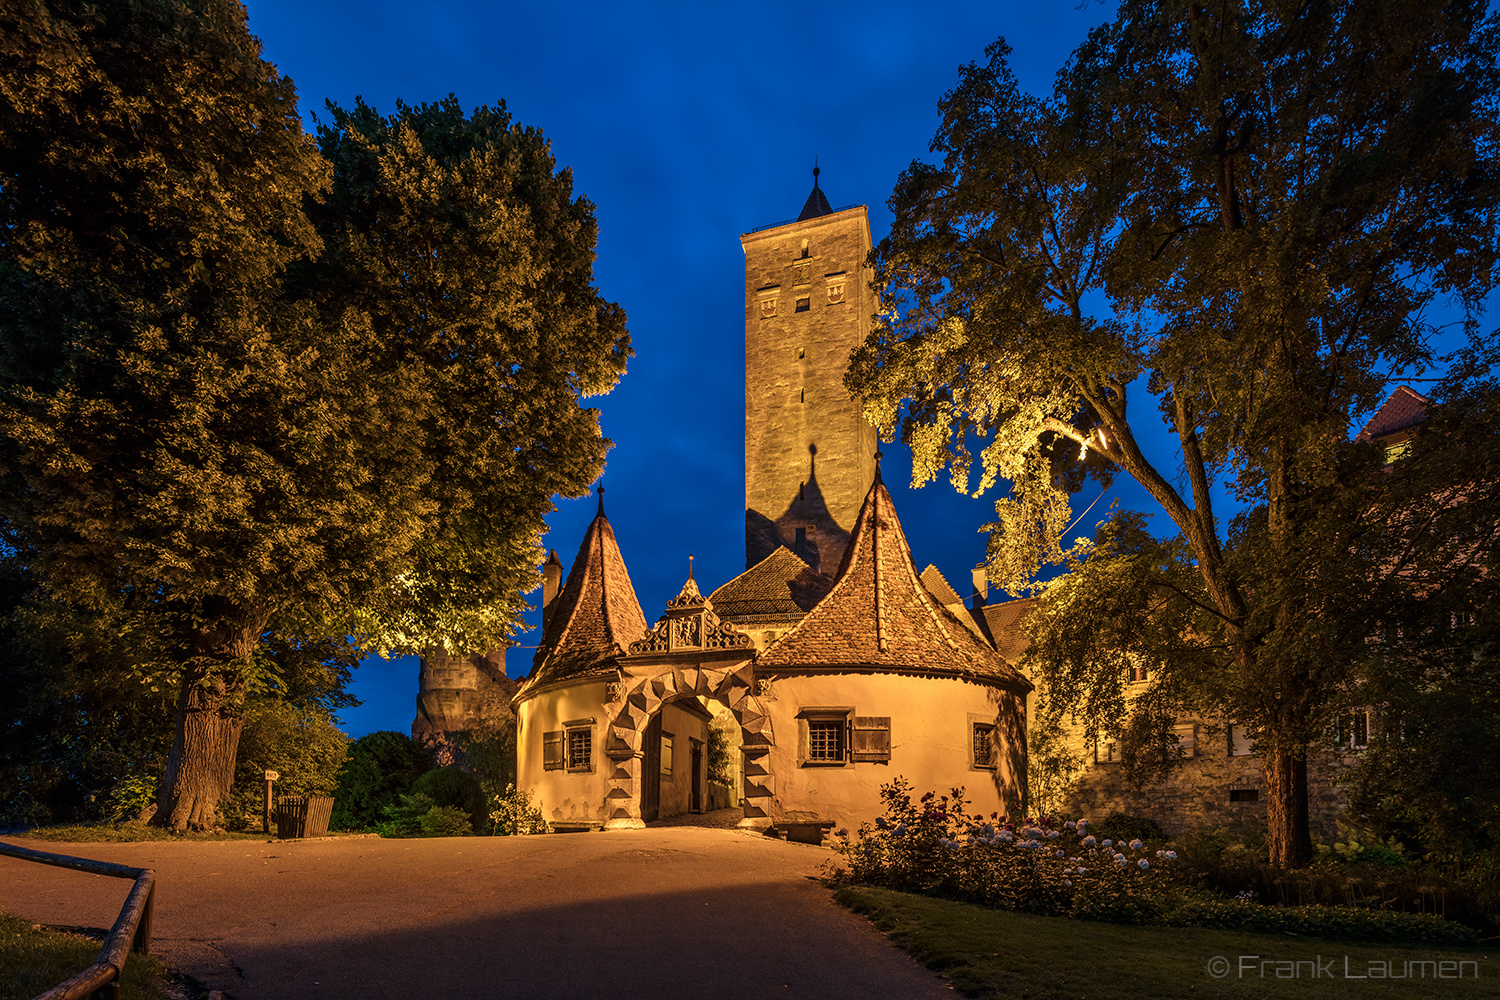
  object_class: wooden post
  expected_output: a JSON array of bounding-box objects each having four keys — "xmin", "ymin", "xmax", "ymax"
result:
[
  {"xmin": 131, "ymin": 885, "xmax": 153, "ymax": 956},
  {"xmin": 263, "ymin": 770, "xmax": 279, "ymax": 834}
]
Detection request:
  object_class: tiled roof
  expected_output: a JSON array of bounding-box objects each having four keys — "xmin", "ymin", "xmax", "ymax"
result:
[
  {"xmin": 522, "ymin": 506, "xmax": 647, "ymax": 690},
  {"xmin": 757, "ymin": 475, "xmax": 1031, "ymax": 693},
  {"xmin": 708, "ymin": 547, "xmax": 834, "ymax": 621},
  {"xmin": 1355, "ymin": 386, "xmax": 1430, "ymax": 442},
  {"xmin": 981, "ymin": 598, "xmax": 1039, "ymax": 664},
  {"xmin": 919, "ymin": 564, "xmax": 989, "ymax": 642}
]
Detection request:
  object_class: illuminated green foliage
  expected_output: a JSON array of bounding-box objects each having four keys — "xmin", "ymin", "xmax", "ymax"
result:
[
  {"xmin": 850, "ymin": 0, "xmax": 1500, "ymax": 865},
  {"xmin": 0, "ymin": 2, "xmax": 627, "ymax": 829}
]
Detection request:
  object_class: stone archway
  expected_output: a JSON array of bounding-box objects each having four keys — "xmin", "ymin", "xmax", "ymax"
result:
[{"xmin": 601, "ymin": 659, "xmax": 774, "ymax": 830}]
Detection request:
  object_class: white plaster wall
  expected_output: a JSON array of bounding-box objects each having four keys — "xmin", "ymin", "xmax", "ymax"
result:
[
  {"xmin": 655, "ymin": 701, "xmax": 710, "ymax": 819},
  {"xmin": 515, "ymin": 680, "xmax": 611, "ymax": 826},
  {"xmin": 762, "ymin": 673, "xmax": 1026, "ymax": 834}
]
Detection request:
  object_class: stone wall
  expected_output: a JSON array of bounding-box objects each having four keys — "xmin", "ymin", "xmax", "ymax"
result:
[
  {"xmin": 741, "ymin": 207, "xmax": 877, "ymax": 572},
  {"xmin": 412, "ymin": 648, "xmax": 519, "ymax": 744},
  {"xmin": 1060, "ymin": 738, "xmax": 1352, "ymax": 838}
]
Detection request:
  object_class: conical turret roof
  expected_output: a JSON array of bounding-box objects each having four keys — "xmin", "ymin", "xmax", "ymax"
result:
[
  {"xmin": 797, "ymin": 166, "xmax": 834, "ymax": 222},
  {"xmin": 522, "ymin": 496, "xmax": 648, "ymax": 691},
  {"xmin": 756, "ymin": 471, "xmax": 1030, "ymax": 692}
]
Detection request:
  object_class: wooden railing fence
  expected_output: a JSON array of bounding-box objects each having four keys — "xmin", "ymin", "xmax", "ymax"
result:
[{"xmin": 0, "ymin": 840, "xmax": 155, "ymax": 1000}]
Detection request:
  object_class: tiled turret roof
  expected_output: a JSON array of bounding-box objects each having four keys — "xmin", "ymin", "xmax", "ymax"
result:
[
  {"xmin": 756, "ymin": 472, "xmax": 1031, "ymax": 693},
  {"xmin": 708, "ymin": 547, "xmax": 834, "ymax": 621},
  {"xmin": 521, "ymin": 494, "xmax": 647, "ymax": 691}
]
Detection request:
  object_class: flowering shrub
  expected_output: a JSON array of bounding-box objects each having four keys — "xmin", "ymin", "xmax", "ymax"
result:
[
  {"xmin": 829, "ymin": 778, "xmax": 1175, "ymax": 924},
  {"xmin": 489, "ymin": 783, "xmax": 547, "ymax": 836},
  {"xmin": 830, "ymin": 780, "xmax": 1484, "ymax": 943}
]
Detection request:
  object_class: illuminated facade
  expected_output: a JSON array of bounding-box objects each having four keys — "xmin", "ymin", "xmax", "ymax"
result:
[
  {"xmin": 509, "ymin": 175, "xmax": 1031, "ymax": 836},
  {"xmin": 741, "ymin": 169, "xmax": 878, "ymax": 575}
]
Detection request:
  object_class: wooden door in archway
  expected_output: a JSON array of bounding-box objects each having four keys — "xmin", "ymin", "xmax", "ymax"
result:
[
  {"xmin": 641, "ymin": 713, "xmax": 662, "ymax": 822},
  {"xmin": 690, "ymin": 738, "xmax": 703, "ymax": 813}
]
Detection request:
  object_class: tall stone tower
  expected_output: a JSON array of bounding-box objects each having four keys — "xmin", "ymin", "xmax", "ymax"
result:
[{"xmin": 741, "ymin": 169, "xmax": 877, "ymax": 573}]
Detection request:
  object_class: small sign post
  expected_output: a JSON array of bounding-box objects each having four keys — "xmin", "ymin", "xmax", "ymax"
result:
[{"xmin": 263, "ymin": 770, "xmax": 280, "ymax": 834}]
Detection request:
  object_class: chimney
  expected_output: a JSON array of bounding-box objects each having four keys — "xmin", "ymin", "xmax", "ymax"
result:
[
  {"xmin": 541, "ymin": 550, "xmax": 563, "ymax": 640},
  {"xmin": 971, "ymin": 563, "xmax": 989, "ymax": 610}
]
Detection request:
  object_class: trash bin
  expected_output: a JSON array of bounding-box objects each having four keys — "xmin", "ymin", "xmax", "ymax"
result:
[{"xmin": 273, "ymin": 796, "xmax": 335, "ymax": 838}]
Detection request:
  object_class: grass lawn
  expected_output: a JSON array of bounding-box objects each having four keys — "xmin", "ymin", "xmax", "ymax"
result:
[
  {"xmin": 835, "ymin": 885, "xmax": 1500, "ymax": 999},
  {"xmin": 0, "ymin": 911, "xmax": 167, "ymax": 1000},
  {"xmin": 15, "ymin": 822, "xmax": 274, "ymax": 843}
]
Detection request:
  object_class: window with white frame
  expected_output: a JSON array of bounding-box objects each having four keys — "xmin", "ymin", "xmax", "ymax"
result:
[
  {"xmin": 1227, "ymin": 723, "xmax": 1255, "ymax": 757},
  {"xmin": 1336, "ymin": 709, "xmax": 1370, "ymax": 751}
]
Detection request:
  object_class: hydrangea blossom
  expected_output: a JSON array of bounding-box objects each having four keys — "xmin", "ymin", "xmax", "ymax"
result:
[
  {"xmin": 1129, "ymin": 839, "xmax": 1143, "ymax": 851},
  {"xmin": 1082, "ymin": 835, "xmax": 1097, "ymax": 847}
]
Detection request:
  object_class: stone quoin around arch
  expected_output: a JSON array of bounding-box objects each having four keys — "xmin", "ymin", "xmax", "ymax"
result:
[{"xmin": 601, "ymin": 658, "xmax": 774, "ymax": 830}]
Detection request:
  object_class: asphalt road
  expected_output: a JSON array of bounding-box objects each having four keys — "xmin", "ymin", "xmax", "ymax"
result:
[{"xmin": 0, "ymin": 827, "xmax": 952, "ymax": 1000}]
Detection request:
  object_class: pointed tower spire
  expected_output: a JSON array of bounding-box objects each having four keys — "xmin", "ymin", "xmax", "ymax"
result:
[
  {"xmin": 755, "ymin": 475, "xmax": 1030, "ymax": 694},
  {"xmin": 797, "ymin": 162, "xmax": 834, "ymax": 221},
  {"xmin": 523, "ymin": 501, "xmax": 647, "ymax": 688}
]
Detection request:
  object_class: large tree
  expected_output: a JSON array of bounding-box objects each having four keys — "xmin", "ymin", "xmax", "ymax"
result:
[
  {"xmin": 0, "ymin": 1, "xmax": 628, "ymax": 829},
  {"xmin": 849, "ymin": 0, "xmax": 1500, "ymax": 865}
]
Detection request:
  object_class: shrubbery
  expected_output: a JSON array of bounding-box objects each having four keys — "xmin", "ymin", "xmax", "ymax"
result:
[
  {"xmin": 223, "ymin": 700, "xmax": 349, "ymax": 831},
  {"xmin": 831, "ymin": 780, "xmax": 1484, "ymax": 944},
  {"xmin": 831, "ymin": 778, "xmax": 1172, "ymax": 924},
  {"xmin": 331, "ymin": 731, "xmax": 432, "ymax": 831},
  {"xmin": 410, "ymin": 766, "xmax": 485, "ymax": 833},
  {"xmin": 489, "ymin": 783, "xmax": 547, "ymax": 836}
]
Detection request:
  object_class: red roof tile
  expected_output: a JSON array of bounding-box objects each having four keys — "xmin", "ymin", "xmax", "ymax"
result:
[
  {"xmin": 981, "ymin": 597, "xmax": 1039, "ymax": 664},
  {"xmin": 522, "ymin": 510, "xmax": 648, "ymax": 689},
  {"xmin": 708, "ymin": 547, "xmax": 834, "ymax": 621},
  {"xmin": 1356, "ymin": 386, "xmax": 1430, "ymax": 442},
  {"xmin": 757, "ymin": 475, "xmax": 1030, "ymax": 693},
  {"xmin": 919, "ymin": 564, "xmax": 989, "ymax": 642}
]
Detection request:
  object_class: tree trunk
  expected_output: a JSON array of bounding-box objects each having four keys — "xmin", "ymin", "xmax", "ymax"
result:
[
  {"xmin": 156, "ymin": 675, "xmax": 245, "ymax": 831},
  {"xmin": 154, "ymin": 601, "xmax": 268, "ymax": 832},
  {"xmin": 1263, "ymin": 744, "xmax": 1313, "ymax": 868}
]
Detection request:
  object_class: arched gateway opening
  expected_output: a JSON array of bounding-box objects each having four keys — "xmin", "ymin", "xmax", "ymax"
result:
[{"xmin": 601, "ymin": 578, "xmax": 775, "ymax": 830}]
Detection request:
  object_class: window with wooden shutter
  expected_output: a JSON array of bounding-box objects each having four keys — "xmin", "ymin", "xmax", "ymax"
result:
[
  {"xmin": 851, "ymin": 717, "xmax": 891, "ymax": 763},
  {"xmin": 543, "ymin": 730, "xmax": 564, "ymax": 771}
]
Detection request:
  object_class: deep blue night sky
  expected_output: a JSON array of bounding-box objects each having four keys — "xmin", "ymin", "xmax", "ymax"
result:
[{"xmin": 238, "ymin": 1, "xmax": 1445, "ymax": 737}]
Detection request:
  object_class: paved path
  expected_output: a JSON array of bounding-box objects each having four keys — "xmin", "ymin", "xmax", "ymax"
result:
[{"xmin": 0, "ymin": 828, "xmax": 951, "ymax": 1000}]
